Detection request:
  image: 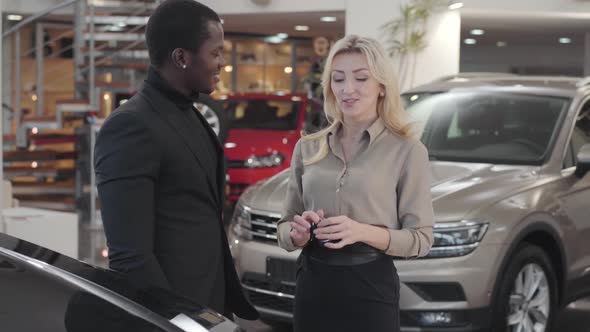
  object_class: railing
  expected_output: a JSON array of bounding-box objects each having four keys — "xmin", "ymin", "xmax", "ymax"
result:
[{"xmin": 2, "ymin": 0, "xmax": 84, "ymax": 130}]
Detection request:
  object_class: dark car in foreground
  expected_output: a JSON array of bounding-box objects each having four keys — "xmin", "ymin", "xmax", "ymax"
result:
[{"xmin": 0, "ymin": 232, "xmax": 242, "ymax": 332}]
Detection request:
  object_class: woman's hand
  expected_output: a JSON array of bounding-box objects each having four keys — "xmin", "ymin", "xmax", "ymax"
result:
[
  {"xmin": 289, "ymin": 210, "xmax": 324, "ymax": 248},
  {"xmin": 313, "ymin": 215, "xmax": 365, "ymax": 249}
]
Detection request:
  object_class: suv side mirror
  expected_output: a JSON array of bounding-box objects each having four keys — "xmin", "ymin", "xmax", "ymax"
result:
[{"xmin": 575, "ymin": 143, "xmax": 590, "ymax": 177}]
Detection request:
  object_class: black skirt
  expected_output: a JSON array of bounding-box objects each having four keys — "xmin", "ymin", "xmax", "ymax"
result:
[{"xmin": 293, "ymin": 248, "xmax": 400, "ymax": 332}]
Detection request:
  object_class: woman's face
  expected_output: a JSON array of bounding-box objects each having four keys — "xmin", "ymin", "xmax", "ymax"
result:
[{"xmin": 330, "ymin": 52, "xmax": 383, "ymax": 123}]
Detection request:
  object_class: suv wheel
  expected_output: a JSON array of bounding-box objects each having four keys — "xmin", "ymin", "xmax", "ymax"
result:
[
  {"xmin": 194, "ymin": 94, "xmax": 229, "ymax": 143},
  {"xmin": 492, "ymin": 244, "xmax": 558, "ymax": 332}
]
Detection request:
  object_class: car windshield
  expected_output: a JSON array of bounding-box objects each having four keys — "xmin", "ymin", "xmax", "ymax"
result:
[
  {"xmin": 402, "ymin": 91, "xmax": 570, "ymax": 165},
  {"xmin": 222, "ymin": 98, "xmax": 301, "ymax": 130}
]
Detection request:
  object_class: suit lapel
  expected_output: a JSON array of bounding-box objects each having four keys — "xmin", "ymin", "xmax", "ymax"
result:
[
  {"xmin": 192, "ymin": 104, "xmax": 226, "ymax": 205},
  {"xmin": 139, "ymin": 83, "xmax": 221, "ymax": 208}
]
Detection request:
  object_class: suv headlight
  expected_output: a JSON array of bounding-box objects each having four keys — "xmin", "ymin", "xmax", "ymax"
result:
[
  {"xmin": 231, "ymin": 204, "xmax": 252, "ymax": 240},
  {"xmin": 244, "ymin": 152, "xmax": 285, "ymax": 168},
  {"xmin": 425, "ymin": 220, "xmax": 488, "ymax": 258}
]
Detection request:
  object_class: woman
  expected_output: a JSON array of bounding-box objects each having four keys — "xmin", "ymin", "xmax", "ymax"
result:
[{"xmin": 276, "ymin": 35, "xmax": 434, "ymax": 332}]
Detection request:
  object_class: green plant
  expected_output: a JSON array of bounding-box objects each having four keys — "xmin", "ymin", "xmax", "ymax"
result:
[{"xmin": 381, "ymin": 0, "xmax": 447, "ymax": 88}]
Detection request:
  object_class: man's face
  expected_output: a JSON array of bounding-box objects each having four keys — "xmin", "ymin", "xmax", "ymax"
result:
[{"xmin": 188, "ymin": 20, "xmax": 225, "ymax": 95}]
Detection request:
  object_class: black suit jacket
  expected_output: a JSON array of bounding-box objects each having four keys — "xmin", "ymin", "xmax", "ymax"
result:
[{"xmin": 94, "ymin": 82, "xmax": 258, "ymax": 320}]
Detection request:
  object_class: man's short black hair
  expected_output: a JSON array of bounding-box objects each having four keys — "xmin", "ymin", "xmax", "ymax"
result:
[{"xmin": 145, "ymin": 0, "xmax": 220, "ymax": 67}]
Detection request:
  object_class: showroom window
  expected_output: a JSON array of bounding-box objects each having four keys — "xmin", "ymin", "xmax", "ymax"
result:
[{"xmin": 235, "ymin": 39, "xmax": 293, "ymax": 93}]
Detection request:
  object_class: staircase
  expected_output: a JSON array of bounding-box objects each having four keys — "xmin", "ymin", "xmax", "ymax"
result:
[{"xmin": 2, "ymin": 0, "xmax": 157, "ymax": 221}]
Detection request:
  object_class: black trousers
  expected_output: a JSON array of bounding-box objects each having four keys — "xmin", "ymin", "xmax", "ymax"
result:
[{"xmin": 293, "ymin": 253, "xmax": 400, "ymax": 332}]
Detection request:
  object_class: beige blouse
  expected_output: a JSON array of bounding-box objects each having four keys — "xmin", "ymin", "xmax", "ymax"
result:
[{"xmin": 276, "ymin": 118, "xmax": 434, "ymax": 258}]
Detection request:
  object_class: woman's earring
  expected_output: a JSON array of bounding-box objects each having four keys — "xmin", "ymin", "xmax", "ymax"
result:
[{"xmin": 182, "ymin": 64, "xmax": 187, "ymax": 69}]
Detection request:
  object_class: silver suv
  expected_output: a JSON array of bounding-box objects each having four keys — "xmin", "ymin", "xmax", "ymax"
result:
[{"xmin": 228, "ymin": 74, "xmax": 590, "ymax": 332}]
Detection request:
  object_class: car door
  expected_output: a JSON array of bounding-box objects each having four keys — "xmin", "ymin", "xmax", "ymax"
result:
[{"xmin": 556, "ymin": 96, "xmax": 590, "ymax": 299}]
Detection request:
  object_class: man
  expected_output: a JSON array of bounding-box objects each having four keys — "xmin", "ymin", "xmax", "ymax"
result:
[{"xmin": 94, "ymin": 0, "xmax": 258, "ymax": 320}]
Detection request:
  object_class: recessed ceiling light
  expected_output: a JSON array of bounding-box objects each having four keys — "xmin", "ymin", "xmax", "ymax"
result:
[
  {"xmin": 294, "ymin": 25, "xmax": 309, "ymax": 31},
  {"xmin": 265, "ymin": 36, "xmax": 284, "ymax": 44},
  {"xmin": 449, "ymin": 2, "xmax": 464, "ymax": 10},
  {"xmin": 464, "ymin": 38, "xmax": 477, "ymax": 45},
  {"xmin": 320, "ymin": 16, "xmax": 337, "ymax": 22},
  {"xmin": 277, "ymin": 33, "xmax": 289, "ymax": 39},
  {"xmin": 470, "ymin": 29, "xmax": 484, "ymax": 36},
  {"xmin": 496, "ymin": 41, "xmax": 507, "ymax": 47},
  {"xmin": 559, "ymin": 37, "xmax": 572, "ymax": 44},
  {"xmin": 7, "ymin": 14, "xmax": 23, "ymax": 21}
]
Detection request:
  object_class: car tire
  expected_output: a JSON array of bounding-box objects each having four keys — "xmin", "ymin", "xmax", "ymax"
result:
[
  {"xmin": 491, "ymin": 244, "xmax": 558, "ymax": 332},
  {"xmin": 194, "ymin": 94, "xmax": 229, "ymax": 144}
]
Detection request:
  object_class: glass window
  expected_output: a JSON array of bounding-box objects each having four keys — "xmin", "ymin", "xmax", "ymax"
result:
[
  {"xmin": 295, "ymin": 42, "xmax": 314, "ymax": 92},
  {"xmin": 216, "ymin": 39, "xmax": 233, "ymax": 94},
  {"xmin": 402, "ymin": 91, "xmax": 570, "ymax": 165},
  {"xmin": 264, "ymin": 42, "xmax": 293, "ymax": 93},
  {"xmin": 571, "ymin": 100, "xmax": 590, "ymax": 161},
  {"xmin": 222, "ymin": 98, "xmax": 301, "ymax": 130},
  {"xmin": 235, "ymin": 39, "xmax": 294, "ymax": 93},
  {"xmin": 236, "ymin": 39, "xmax": 266, "ymax": 92}
]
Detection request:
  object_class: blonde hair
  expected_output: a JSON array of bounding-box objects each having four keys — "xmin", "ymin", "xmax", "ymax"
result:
[{"xmin": 302, "ymin": 35, "xmax": 412, "ymax": 165}]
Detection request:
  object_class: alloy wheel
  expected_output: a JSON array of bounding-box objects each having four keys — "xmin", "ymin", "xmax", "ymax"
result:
[
  {"xmin": 507, "ymin": 263, "xmax": 550, "ymax": 332},
  {"xmin": 195, "ymin": 102, "xmax": 220, "ymax": 136}
]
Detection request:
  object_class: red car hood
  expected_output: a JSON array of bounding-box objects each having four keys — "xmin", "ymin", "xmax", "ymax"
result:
[{"xmin": 224, "ymin": 129, "xmax": 300, "ymax": 160}]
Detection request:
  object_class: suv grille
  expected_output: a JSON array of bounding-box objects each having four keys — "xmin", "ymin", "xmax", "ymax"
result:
[
  {"xmin": 242, "ymin": 273, "xmax": 295, "ymax": 315},
  {"xmin": 250, "ymin": 212, "xmax": 279, "ymax": 243}
]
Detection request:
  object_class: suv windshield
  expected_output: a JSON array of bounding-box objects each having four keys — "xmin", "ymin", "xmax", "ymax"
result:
[
  {"xmin": 222, "ymin": 99, "xmax": 301, "ymax": 130},
  {"xmin": 402, "ymin": 91, "xmax": 570, "ymax": 165}
]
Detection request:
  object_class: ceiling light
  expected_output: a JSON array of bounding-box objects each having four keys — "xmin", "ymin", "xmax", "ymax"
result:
[
  {"xmin": 294, "ymin": 25, "xmax": 309, "ymax": 31},
  {"xmin": 464, "ymin": 38, "xmax": 477, "ymax": 45},
  {"xmin": 559, "ymin": 37, "xmax": 572, "ymax": 44},
  {"xmin": 116, "ymin": 22, "xmax": 127, "ymax": 27},
  {"xmin": 7, "ymin": 14, "xmax": 23, "ymax": 21},
  {"xmin": 277, "ymin": 33, "xmax": 288, "ymax": 39},
  {"xmin": 496, "ymin": 41, "xmax": 507, "ymax": 47},
  {"xmin": 265, "ymin": 36, "xmax": 284, "ymax": 44},
  {"xmin": 224, "ymin": 65, "xmax": 233, "ymax": 72},
  {"xmin": 448, "ymin": 2, "xmax": 464, "ymax": 10},
  {"xmin": 320, "ymin": 16, "xmax": 337, "ymax": 22},
  {"xmin": 284, "ymin": 66, "xmax": 293, "ymax": 74},
  {"xmin": 470, "ymin": 29, "xmax": 484, "ymax": 36}
]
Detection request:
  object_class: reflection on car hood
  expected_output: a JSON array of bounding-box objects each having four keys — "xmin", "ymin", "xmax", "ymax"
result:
[
  {"xmin": 0, "ymin": 232, "xmax": 237, "ymax": 332},
  {"xmin": 240, "ymin": 161, "xmax": 539, "ymax": 221}
]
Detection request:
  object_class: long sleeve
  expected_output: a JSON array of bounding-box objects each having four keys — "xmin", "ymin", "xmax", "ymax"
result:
[
  {"xmin": 277, "ymin": 139, "xmax": 305, "ymax": 251},
  {"xmin": 94, "ymin": 111, "xmax": 170, "ymax": 289},
  {"xmin": 385, "ymin": 141, "xmax": 434, "ymax": 258}
]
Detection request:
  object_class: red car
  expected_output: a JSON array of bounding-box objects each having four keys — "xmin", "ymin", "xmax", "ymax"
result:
[{"xmin": 217, "ymin": 93, "xmax": 323, "ymax": 201}]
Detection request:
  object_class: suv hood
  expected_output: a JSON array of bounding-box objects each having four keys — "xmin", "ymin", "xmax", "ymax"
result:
[{"xmin": 240, "ymin": 161, "xmax": 540, "ymax": 221}]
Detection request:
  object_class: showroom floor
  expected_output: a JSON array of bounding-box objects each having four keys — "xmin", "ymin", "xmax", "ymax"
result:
[{"xmin": 237, "ymin": 299, "xmax": 590, "ymax": 331}]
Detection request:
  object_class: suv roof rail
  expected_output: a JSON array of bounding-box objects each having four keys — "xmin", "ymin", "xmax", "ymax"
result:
[
  {"xmin": 433, "ymin": 72, "xmax": 518, "ymax": 82},
  {"xmin": 576, "ymin": 76, "xmax": 590, "ymax": 88}
]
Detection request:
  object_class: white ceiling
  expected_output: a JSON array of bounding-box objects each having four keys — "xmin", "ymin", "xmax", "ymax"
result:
[{"xmin": 221, "ymin": 11, "xmax": 345, "ymax": 39}]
